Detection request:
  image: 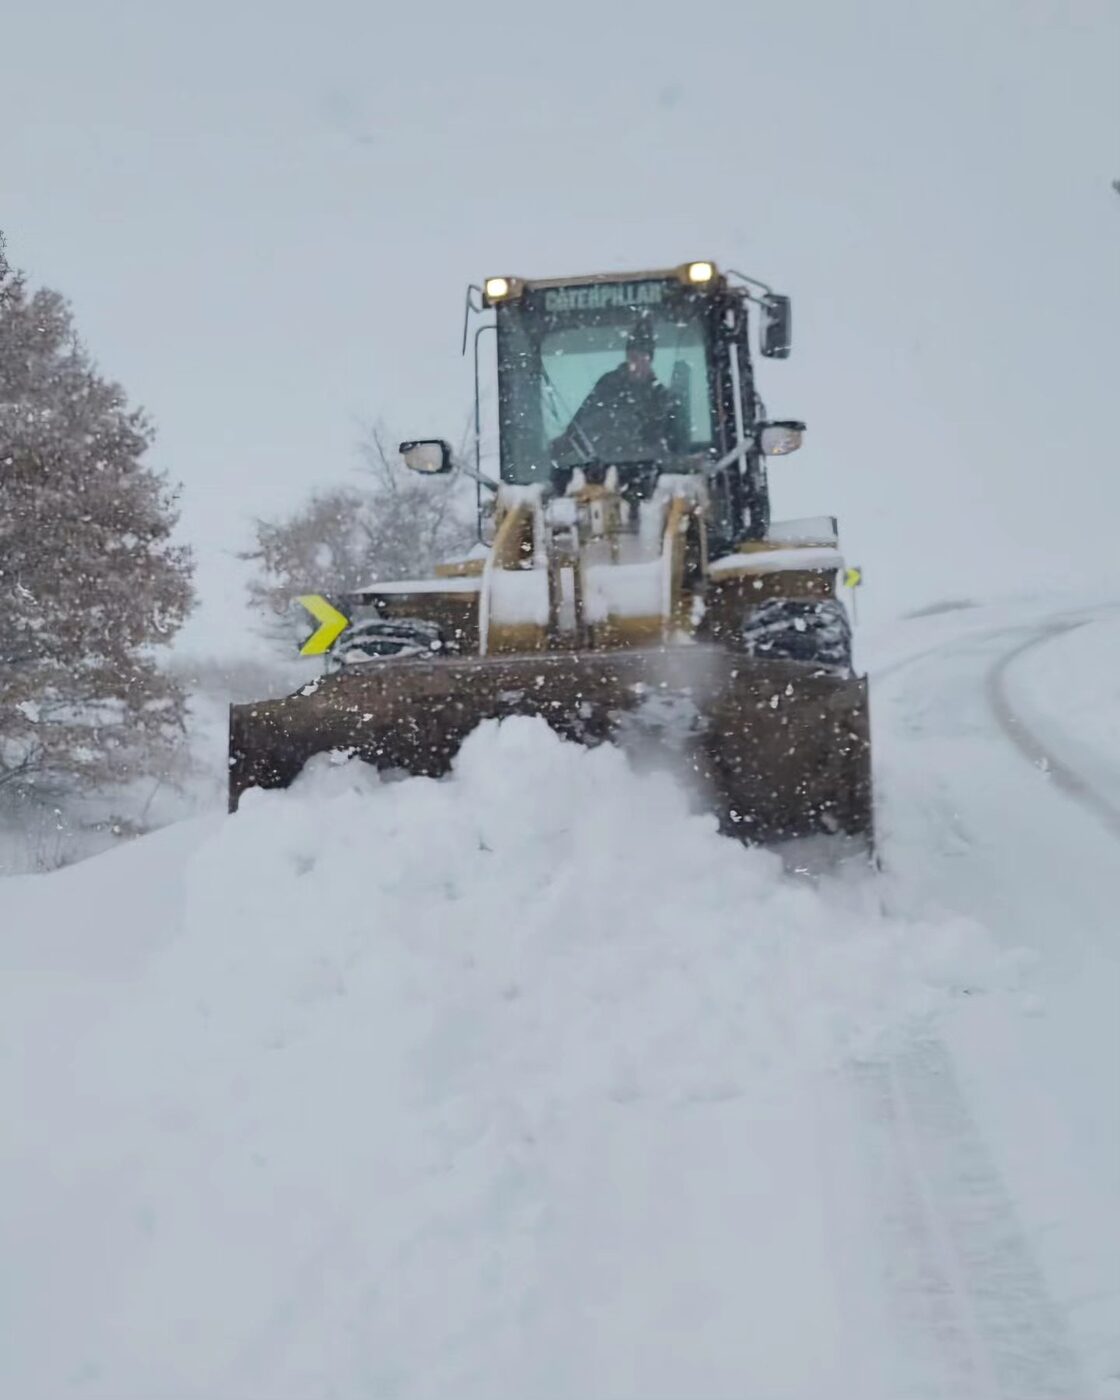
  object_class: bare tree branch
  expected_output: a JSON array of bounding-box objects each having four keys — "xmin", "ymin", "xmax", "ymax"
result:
[{"xmin": 242, "ymin": 422, "xmax": 476, "ymax": 650}]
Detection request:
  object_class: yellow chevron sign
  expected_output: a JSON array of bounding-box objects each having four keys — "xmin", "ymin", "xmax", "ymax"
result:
[
  {"xmin": 844, "ymin": 566, "xmax": 863, "ymax": 590},
  {"xmin": 297, "ymin": 594, "xmax": 350, "ymax": 656}
]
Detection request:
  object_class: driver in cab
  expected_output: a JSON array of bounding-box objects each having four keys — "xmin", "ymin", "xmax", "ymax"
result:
[{"xmin": 550, "ymin": 317, "xmax": 682, "ymax": 468}]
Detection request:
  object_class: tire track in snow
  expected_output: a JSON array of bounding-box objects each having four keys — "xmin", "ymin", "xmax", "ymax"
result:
[
  {"xmin": 871, "ymin": 604, "xmax": 1120, "ymax": 845},
  {"xmin": 985, "ymin": 617, "xmax": 1120, "ymax": 844},
  {"xmin": 860, "ymin": 608, "xmax": 1112, "ymax": 1396},
  {"xmin": 850, "ymin": 1040, "xmax": 1086, "ymax": 1399}
]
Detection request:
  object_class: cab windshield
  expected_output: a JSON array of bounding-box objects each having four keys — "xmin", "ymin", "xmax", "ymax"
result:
[{"xmin": 495, "ymin": 281, "xmax": 716, "ymax": 485}]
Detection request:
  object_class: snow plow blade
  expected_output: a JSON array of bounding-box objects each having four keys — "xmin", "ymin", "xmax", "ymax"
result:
[{"xmin": 228, "ymin": 648, "xmax": 872, "ymax": 846}]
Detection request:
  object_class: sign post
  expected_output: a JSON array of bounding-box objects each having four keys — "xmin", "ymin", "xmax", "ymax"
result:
[{"xmin": 843, "ymin": 566, "xmax": 863, "ymax": 624}]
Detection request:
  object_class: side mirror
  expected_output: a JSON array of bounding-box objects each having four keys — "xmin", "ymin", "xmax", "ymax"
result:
[
  {"xmin": 759, "ymin": 294, "xmax": 792, "ymax": 359},
  {"xmin": 400, "ymin": 439, "xmax": 453, "ymax": 475},
  {"xmin": 758, "ymin": 420, "xmax": 805, "ymax": 456}
]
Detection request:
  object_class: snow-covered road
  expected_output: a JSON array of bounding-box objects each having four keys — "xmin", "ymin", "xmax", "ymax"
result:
[
  {"xmin": 989, "ymin": 614, "xmax": 1120, "ymax": 840},
  {"xmin": 869, "ymin": 601, "xmax": 1120, "ymax": 1397},
  {"xmin": 3, "ymin": 598, "xmax": 1117, "ymax": 1398}
]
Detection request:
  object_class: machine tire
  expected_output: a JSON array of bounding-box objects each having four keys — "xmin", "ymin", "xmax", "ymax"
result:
[
  {"xmin": 739, "ymin": 597, "xmax": 853, "ymax": 671},
  {"xmin": 332, "ymin": 617, "xmax": 448, "ymax": 664}
]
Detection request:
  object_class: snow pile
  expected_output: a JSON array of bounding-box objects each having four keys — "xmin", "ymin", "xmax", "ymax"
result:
[{"xmin": 4, "ymin": 719, "xmax": 1020, "ymax": 1399}]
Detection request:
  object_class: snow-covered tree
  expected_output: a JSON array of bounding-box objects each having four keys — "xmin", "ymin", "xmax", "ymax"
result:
[
  {"xmin": 0, "ymin": 238, "xmax": 194, "ymax": 798},
  {"xmin": 243, "ymin": 424, "xmax": 476, "ymax": 643}
]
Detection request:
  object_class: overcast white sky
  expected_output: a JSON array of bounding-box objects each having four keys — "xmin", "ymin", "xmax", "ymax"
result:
[{"xmin": 3, "ymin": 0, "xmax": 1117, "ymax": 645}]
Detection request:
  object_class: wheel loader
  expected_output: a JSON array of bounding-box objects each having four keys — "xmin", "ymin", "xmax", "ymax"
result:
[{"xmin": 229, "ymin": 260, "xmax": 872, "ymax": 848}]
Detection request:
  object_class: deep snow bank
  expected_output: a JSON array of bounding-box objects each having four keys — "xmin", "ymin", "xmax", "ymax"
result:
[{"xmin": 3, "ymin": 719, "xmax": 1018, "ymax": 1399}]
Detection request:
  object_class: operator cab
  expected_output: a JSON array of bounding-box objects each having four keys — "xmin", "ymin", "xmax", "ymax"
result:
[
  {"xmin": 491, "ymin": 268, "xmax": 719, "ymax": 499},
  {"xmin": 480, "ymin": 262, "xmax": 795, "ymax": 546},
  {"xmin": 404, "ymin": 262, "xmax": 799, "ymax": 550}
]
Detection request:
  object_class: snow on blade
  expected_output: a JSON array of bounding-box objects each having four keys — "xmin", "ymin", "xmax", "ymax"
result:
[{"xmin": 3, "ymin": 718, "xmax": 1022, "ymax": 1399}]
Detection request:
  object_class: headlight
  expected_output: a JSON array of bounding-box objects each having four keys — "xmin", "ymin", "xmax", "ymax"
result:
[
  {"xmin": 686, "ymin": 260, "xmax": 716, "ymax": 285},
  {"xmin": 484, "ymin": 276, "xmax": 511, "ymax": 302}
]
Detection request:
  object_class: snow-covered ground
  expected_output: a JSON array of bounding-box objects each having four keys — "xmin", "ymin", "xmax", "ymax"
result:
[
  {"xmin": 0, "ymin": 654, "xmax": 309, "ymax": 877},
  {"xmin": 867, "ymin": 597, "xmax": 1120, "ymax": 1398},
  {"xmin": 3, "ymin": 596, "xmax": 1118, "ymax": 1398}
]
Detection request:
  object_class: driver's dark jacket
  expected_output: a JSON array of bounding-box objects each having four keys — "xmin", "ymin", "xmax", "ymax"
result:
[{"xmin": 553, "ymin": 364, "xmax": 682, "ymax": 464}]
